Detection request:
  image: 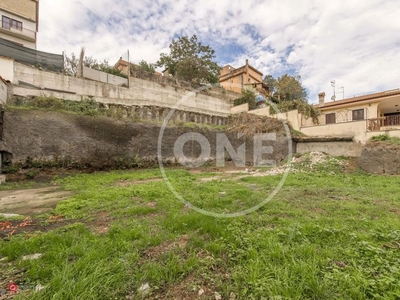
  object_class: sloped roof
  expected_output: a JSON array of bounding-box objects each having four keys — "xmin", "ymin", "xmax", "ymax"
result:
[{"xmin": 318, "ymin": 89, "xmax": 400, "ymax": 109}]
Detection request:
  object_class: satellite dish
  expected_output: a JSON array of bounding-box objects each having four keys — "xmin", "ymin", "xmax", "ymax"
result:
[{"xmin": 331, "ymin": 95, "xmax": 336, "ymax": 101}]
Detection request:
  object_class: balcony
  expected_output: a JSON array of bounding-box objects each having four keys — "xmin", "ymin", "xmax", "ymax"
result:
[
  {"xmin": 0, "ymin": 25, "xmax": 36, "ymax": 43},
  {"xmin": 368, "ymin": 115, "xmax": 400, "ymax": 131}
]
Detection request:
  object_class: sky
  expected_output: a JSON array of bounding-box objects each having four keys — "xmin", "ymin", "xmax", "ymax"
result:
[{"xmin": 38, "ymin": 0, "xmax": 400, "ymax": 103}]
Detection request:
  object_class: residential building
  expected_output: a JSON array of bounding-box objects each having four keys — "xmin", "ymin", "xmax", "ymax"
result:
[
  {"xmin": 219, "ymin": 59, "xmax": 269, "ymax": 94},
  {"xmin": 299, "ymin": 89, "xmax": 400, "ymax": 142},
  {"xmin": 0, "ymin": 0, "xmax": 39, "ymax": 49},
  {"xmin": 114, "ymin": 58, "xmax": 129, "ymax": 75},
  {"xmin": 233, "ymin": 88, "xmax": 400, "ymax": 143},
  {"xmin": 302, "ymin": 89, "xmax": 400, "ymax": 128}
]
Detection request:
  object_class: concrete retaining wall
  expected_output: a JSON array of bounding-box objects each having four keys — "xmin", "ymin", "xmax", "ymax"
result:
[
  {"xmin": 12, "ymin": 62, "xmax": 235, "ymax": 118},
  {"xmin": 82, "ymin": 66, "xmax": 128, "ymax": 86},
  {"xmin": 0, "ymin": 80, "xmax": 6, "ymax": 104},
  {"xmin": 296, "ymin": 141, "xmax": 363, "ymax": 157}
]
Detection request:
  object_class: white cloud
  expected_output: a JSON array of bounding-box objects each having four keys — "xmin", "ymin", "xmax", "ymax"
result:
[{"xmin": 38, "ymin": 0, "xmax": 400, "ymax": 102}]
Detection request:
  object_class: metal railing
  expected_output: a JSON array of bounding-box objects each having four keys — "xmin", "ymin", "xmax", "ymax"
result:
[
  {"xmin": 367, "ymin": 115, "xmax": 400, "ymax": 131},
  {"xmin": 0, "ymin": 25, "xmax": 36, "ymax": 40},
  {"xmin": 384, "ymin": 115, "xmax": 400, "ymax": 126}
]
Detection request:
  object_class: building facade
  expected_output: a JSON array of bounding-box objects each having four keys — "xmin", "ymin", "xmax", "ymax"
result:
[
  {"xmin": 219, "ymin": 59, "xmax": 268, "ymax": 94},
  {"xmin": 0, "ymin": 0, "xmax": 39, "ymax": 49}
]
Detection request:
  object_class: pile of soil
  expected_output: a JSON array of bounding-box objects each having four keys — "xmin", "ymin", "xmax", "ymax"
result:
[{"xmin": 358, "ymin": 141, "xmax": 400, "ymax": 174}]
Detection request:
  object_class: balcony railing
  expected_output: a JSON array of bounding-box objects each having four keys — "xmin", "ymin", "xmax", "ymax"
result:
[
  {"xmin": 0, "ymin": 25, "xmax": 36, "ymax": 41},
  {"xmin": 367, "ymin": 115, "xmax": 400, "ymax": 131},
  {"xmin": 384, "ymin": 115, "xmax": 400, "ymax": 126}
]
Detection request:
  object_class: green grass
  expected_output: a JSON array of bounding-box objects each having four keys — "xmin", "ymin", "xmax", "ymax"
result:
[
  {"xmin": 370, "ymin": 134, "xmax": 400, "ymax": 145},
  {"xmin": 1, "ymin": 163, "xmax": 400, "ymax": 299}
]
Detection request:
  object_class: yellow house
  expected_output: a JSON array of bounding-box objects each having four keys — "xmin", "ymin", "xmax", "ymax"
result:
[
  {"xmin": 300, "ymin": 89, "xmax": 400, "ymax": 142},
  {"xmin": 219, "ymin": 59, "xmax": 268, "ymax": 94},
  {"xmin": 234, "ymin": 87, "xmax": 400, "ymax": 143},
  {"xmin": 0, "ymin": 0, "xmax": 39, "ymax": 49}
]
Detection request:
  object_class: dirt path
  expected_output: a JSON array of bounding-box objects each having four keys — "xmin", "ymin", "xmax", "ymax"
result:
[{"xmin": 0, "ymin": 186, "xmax": 72, "ymax": 215}]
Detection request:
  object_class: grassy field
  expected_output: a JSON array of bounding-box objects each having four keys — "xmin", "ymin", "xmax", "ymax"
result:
[{"xmin": 1, "ymin": 156, "xmax": 400, "ymax": 299}]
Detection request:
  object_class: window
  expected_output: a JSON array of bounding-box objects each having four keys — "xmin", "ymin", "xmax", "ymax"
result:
[
  {"xmin": 352, "ymin": 109, "xmax": 364, "ymax": 121},
  {"xmin": 11, "ymin": 19, "xmax": 22, "ymax": 30},
  {"xmin": 325, "ymin": 113, "xmax": 336, "ymax": 124},
  {"xmin": 2, "ymin": 15, "xmax": 22, "ymax": 31},
  {"xmin": 2, "ymin": 16, "xmax": 10, "ymax": 29}
]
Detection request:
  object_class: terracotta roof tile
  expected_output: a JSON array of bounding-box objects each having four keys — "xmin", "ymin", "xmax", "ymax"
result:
[{"xmin": 317, "ymin": 89, "xmax": 400, "ymax": 109}]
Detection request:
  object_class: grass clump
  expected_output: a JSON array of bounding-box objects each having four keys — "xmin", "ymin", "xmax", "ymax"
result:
[
  {"xmin": 370, "ymin": 134, "xmax": 400, "ymax": 145},
  {"xmin": 12, "ymin": 95, "xmax": 105, "ymax": 117}
]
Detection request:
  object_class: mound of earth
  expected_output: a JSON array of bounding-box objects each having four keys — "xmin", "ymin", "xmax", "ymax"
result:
[{"xmin": 358, "ymin": 142, "xmax": 400, "ymax": 174}]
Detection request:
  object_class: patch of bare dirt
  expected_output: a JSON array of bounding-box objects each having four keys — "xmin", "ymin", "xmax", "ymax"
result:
[
  {"xmin": 114, "ymin": 178, "xmax": 162, "ymax": 187},
  {"xmin": 90, "ymin": 211, "xmax": 112, "ymax": 234},
  {"xmin": 142, "ymin": 235, "xmax": 190, "ymax": 261},
  {"xmin": 0, "ymin": 186, "xmax": 72, "ymax": 215},
  {"xmin": 159, "ymin": 273, "xmax": 215, "ymax": 300},
  {"xmin": 0, "ymin": 216, "xmax": 71, "ymax": 239}
]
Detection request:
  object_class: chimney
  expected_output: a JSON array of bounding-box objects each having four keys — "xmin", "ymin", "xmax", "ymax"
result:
[
  {"xmin": 245, "ymin": 59, "xmax": 248, "ymax": 65},
  {"xmin": 318, "ymin": 92, "xmax": 325, "ymax": 106}
]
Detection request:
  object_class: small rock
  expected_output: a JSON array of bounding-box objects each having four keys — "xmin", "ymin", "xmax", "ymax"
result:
[
  {"xmin": 198, "ymin": 288, "xmax": 205, "ymax": 296},
  {"xmin": 218, "ymin": 192, "xmax": 226, "ymax": 197},
  {"xmin": 178, "ymin": 234, "xmax": 190, "ymax": 248},
  {"xmin": 35, "ymin": 284, "xmax": 45, "ymax": 292},
  {"xmin": 0, "ymin": 213, "xmax": 21, "ymax": 218},
  {"xmin": 0, "ymin": 257, "xmax": 8, "ymax": 262},
  {"xmin": 22, "ymin": 253, "xmax": 42, "ymax": 260},
  {"xmin": 138, "ymin": 282, "xmax": 150, "ymax": 295},
  {"xmin": 230, "ymin": 292, "xmax": 236, "ymax": 300},
  {"xmin": 214, "ymin": 292, "xmax": 222, "ymax": 300}
]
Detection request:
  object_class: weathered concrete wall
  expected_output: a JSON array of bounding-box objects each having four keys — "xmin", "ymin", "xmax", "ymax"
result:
[
  {"xmin": 296, "ymin": 141, "xmax": 363, "ymax": 157},
  {"xmin": 365, "ymin": 129, "xmax": 400, "ymax": 140},
  {"xmin": 231, "ymin": 103, "xmax": 248, "ymax": 114},
  {"xmin": 0, "ymin": 109, "xmax": 290, "ymax": 169},
  {"xmin": 0, "ymin": 80, "xmax": 7, "ymax": 104},
  {"xmin": 82, "ymin": 66, "xmax": 128, "ymax": 86},
  {"xmin": 12, "ymin": 62, "xmax": 236, "ymax": 118},
  {"xmin": 358, "ymin": 142, "xmax": 400, "ymax": 174},
  {"xmin": 0, "ymin": 56, "xmax": 14, "ymax": 82}
]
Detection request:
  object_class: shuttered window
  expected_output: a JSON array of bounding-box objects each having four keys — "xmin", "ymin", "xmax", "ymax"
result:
[
  {"xmin": 325, "ymin": 113, "xmax": 336, "ymax": 124},
  {"xmin": 352, "ymin": 109, "xmax": 364, "ymax": 121}
]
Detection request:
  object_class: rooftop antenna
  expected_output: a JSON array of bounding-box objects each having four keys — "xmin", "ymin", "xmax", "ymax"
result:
[
  {"xmin": 330, "ymin": 80, "xmax": 336, "ymax": 101},
  {"xmin": 338, "ymin": 86, "xmax": 344, "ymax": 99}
]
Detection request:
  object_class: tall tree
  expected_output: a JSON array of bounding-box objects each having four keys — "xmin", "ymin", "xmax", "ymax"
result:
[
  {"xmin": 276, "ymin": 74, "xmax": 307, "ymax": 102},
  {"xmin": 264, "ymin": 73, "xmax": 320, "ymax": 123},
  {"xmin": 156, "ymin": 35, "xmax": 220, "ymax": 84},
  {"xmin": 263, "ymin": 74, "xmax": 277, "ymax": 95}
]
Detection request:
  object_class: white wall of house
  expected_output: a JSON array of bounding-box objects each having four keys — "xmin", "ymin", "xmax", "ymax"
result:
[{"xmin": 0, "ymin": 8, "xmax": 36, "ymax": 48}]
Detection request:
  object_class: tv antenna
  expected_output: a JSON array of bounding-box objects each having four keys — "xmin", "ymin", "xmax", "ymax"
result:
[
  {"xmin": 330, "ymin": 80, "xmax": 336, "ymax": 101},
  {"xmin": 338, "ymin": 86, "xmax": 344, "ymax": 99}
]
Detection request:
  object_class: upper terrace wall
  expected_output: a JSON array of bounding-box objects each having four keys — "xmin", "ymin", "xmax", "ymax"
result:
[{"xmin": 7, "ymin": 60, "xmax": 238, "ymax": 118}]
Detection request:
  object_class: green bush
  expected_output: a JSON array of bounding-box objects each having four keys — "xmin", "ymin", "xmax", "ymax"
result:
[
  {"xmin": 370, "ymin": 134, "xmax": 390, "ymax": 141},
  {"xmin": 234, "ymin": 88, "xmax": 257, "ymax": 110}
]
